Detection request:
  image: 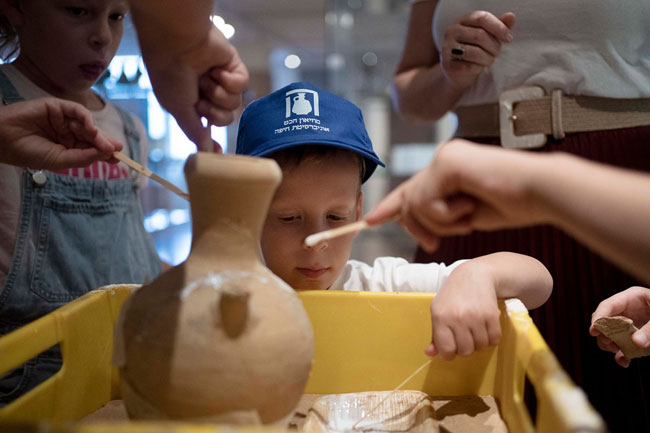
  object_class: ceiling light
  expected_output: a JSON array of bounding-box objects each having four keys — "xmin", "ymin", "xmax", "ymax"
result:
[
  {"xmin": 339, "ymin": 12, "xmax": 354, "ymax": 28},
  {"xmin": 326, "ymin": 53, "xmax": 345, "ymax": 70},
  {"xmin": 325, "ymin": 11, "xmax": 337, "ymax": 26},
  {"xmin": 362, "ymin": 51, "xmax": 378, "ymax": 66},
  {"xmin": 284, "ymin": 54, "xmax": 302, "ymax": 69}
]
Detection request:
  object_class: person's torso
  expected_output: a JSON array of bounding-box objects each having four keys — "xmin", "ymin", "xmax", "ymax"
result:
[
  {"xmin": 331, "ymin": 257, "xmax": 466, "ymax": 292},
  {"xmin": 0, "ymin": 66, "xmax": 160, "ymax": 330},
  {"xmin": 433, "ymin": 0, "xmax": 650, "ymax": 105},
  {"xmin": 0, "ymin": 64, "xmax": 151, "ymax": 286}
]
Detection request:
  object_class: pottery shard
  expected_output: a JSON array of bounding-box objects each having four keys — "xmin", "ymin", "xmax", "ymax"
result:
[{"xmin": 593, "ymin": 316, "xmax": 650, "ymax": 359}]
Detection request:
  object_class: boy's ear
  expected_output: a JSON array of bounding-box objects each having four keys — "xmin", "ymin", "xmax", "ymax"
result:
[
  {"xmin": 0, "ymin": 0, "xmax": 23, "ymax": 27},
  {"xmin": 356, "ymin": 192, "xmax": 363, "ymax": 222},
  {"xmin": 351, "ymin": 192, "xmax": 363, "ymax": 238}
]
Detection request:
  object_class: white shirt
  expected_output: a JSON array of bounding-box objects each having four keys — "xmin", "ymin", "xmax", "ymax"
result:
[
  {"xmin": 433, "ymin": 0, "xmax": 650, "ymax": 106},
  {"xmin": 330, "ymin": 257, "xmax": 467, "ymax": 292}
]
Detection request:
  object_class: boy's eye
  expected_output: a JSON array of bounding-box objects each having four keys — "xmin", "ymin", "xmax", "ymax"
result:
[
  {"xmin": 327, "ymin": 214, "xmax": 345, "ymax": 222},
  {"xmin": 110, "ymin": 12, "xmax": 126, "ymax": 21},
  {"xmin": 66, "ymin": 7, "xmax": 88, "ymax": 16},
  {"xmin": 279, "ymin": 216, "xmax": 300, "ymax": 223}
]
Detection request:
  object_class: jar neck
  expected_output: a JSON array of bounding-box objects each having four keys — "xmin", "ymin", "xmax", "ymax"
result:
[
  {"xmin": 189, "ymin": 218, "xmax": 262, "ymax": 264},
  {"xmin": 182, "ymin": 152, "xmax": 282, "ymax": 266}
]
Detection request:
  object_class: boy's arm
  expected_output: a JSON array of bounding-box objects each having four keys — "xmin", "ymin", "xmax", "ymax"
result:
[
  {"xmin": 428, "ymin": 252, "xmax": 552, "ymax": 360},
  {"xmin": 468, "ymin": 252, "xmax": 553, "ymax": 309}
]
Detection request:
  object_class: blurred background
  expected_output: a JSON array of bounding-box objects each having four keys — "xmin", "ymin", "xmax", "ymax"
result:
[{"xmin": 99, "ymin": 0, "xmax": 457, "ymax": 265}]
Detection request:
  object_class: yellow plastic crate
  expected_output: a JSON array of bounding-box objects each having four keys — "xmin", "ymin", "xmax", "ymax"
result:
[{"xmin": 0, "ymin": 285, "xmax": 604, "ymax": 433}]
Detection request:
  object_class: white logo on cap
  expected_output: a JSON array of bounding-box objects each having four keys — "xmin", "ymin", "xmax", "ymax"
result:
[
  {"xmin": 275, "ymin": 88, "xmax": 329, "ymax": 135},
  {"xmin": 285, "ymin": 89, "xmax": 319, "ymax": 118}
]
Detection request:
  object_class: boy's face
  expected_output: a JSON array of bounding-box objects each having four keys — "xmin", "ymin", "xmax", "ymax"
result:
[
  {"xmin": 8, "ymin": 0, "xmax": 127, "ymax": 97},
  {"xmin": 261, "ymin": 153, "xmax": 363, "ymax": 291}
]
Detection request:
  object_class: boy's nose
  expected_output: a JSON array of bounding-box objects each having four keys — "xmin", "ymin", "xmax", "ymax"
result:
[
  {"xmin": 303, "ymin": 221, "xmax": 330, "ymax": 251},
  {"xmin": 303, "ymin": 236, "xmax": 328, "ymax": 252},
  {"xmin": 90, "ymin": 22, "xmax": 112, "ymax": 47}
]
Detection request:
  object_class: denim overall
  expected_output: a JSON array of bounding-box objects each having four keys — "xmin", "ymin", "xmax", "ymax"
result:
[{"xmin": 0, "ymin": 70, "xmax": 161, "ymax": 404}]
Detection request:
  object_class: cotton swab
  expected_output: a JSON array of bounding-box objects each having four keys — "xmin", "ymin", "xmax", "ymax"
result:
[
  {"xmin": 304, "ymin": 215, "xmax": 401, "ymax": 248},
  {"xmin": 113, "ymin": 151, "xmax": 190, "ymax": 201},
  {"xmin": 304, "ymin": 220, "xmax": 370, "ymax": 247}
]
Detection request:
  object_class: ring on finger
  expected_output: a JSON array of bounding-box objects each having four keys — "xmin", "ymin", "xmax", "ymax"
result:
[{"xmin": 451, "ymin": 44, "xmax": 465, "ymax": 61}]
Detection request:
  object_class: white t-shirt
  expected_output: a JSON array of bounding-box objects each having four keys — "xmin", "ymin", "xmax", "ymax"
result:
[
  {"xmin": 0, "ymin": 64, "xmax": 148, "ymax": 288},
  {"xmin": 330, "ymin": 257, "xmax": 466, "ymax": 292},
  {"xmin": 433, "ymin": 0, "xmax": 650, "ymax": 106}
]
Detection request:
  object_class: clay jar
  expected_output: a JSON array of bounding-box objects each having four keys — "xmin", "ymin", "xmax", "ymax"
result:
[{"xmin": 114, "ymin": 153, "xmax": 314, "ymax": 423}]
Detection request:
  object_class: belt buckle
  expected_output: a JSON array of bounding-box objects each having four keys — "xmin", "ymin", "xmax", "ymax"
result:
[{"xmin": 499, "ymin": 86, "xmax": 547, "ymax": 149}]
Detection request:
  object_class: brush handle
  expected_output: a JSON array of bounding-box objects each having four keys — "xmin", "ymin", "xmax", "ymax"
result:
[{"xmin": 113, "ymin": 151, "xmax": 189, "ymax": 201}]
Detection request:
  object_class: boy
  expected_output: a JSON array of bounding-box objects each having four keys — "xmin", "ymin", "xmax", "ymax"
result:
[{"xmin": 236, "ymin": 82, "xmax": 552, "ymax": 359}]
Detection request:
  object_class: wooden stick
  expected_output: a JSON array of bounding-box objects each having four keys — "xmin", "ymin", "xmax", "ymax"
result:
[
  {"xmin": 352, "ymin": 359, "xmax": 432, "ymax": 430},
  {"xmin": 113, "ymin": 151, "xmax": 189, "ymax": 201},
  {"xmin": 304, "ymin": 220, "xmax": 369, "ymax": 247}
]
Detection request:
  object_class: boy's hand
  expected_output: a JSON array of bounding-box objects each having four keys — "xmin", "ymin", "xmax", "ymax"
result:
[
  {"xmin": 425, "ymin": 261, "xmax": 502, "ymax": 360},
  {"xmin": 590, "ymin": 286, "xmax": 650, "ymax": 368},
  {"xmin": 0, "ymin": 98, "xmax": 122, "ymax": 170}
]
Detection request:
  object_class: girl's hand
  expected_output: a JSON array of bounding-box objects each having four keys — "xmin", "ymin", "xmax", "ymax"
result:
[
  {"xmin": 440, "ymin": 11, "xmax": 515, "ymax": 91},
  {"xmin": 0, "ymin": 97, "xmax": 122, "ymax": 170},
  {"xmin": 590, "ymin": 286, "xmax": 650, "ymax": 368},
  {"xmin": 425, "ymin": 260, "xmax": 502, "ymax": 360}
]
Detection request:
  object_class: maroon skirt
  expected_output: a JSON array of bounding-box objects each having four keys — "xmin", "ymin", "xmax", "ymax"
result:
[{"xmin": 415, "ymin": 125, "xmax": 650, "ymax": 432}]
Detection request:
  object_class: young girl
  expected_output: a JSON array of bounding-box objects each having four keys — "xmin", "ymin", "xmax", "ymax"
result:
[{"xmin": 0, "ymin": 0, "xmax": 161, "ymax": 403}]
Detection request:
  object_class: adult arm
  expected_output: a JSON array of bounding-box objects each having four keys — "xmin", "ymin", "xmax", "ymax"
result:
[
  {"xmin": 366, "ymin": 139, "xmax": 650, "ymax": 284},
  {"xmin": 393, "ymin": 2, "xmax": 514, "ymax": 122},
  {"xmin": 0, "ymin": 98, "xmax": 122, "ymax": 170},
  {"xmin": 129, "ymin": 0, "xmax": 249, "ymax": 151}
]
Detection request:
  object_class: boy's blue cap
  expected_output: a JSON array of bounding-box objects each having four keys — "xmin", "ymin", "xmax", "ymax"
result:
[{"xmin": 236, "ymin": 82, "xmax": 384, "ymax": 182}]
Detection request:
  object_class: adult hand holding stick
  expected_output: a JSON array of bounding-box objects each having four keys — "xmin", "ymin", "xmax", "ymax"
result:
[
  {"xmin": 0, "ymin": 98, "xmax": 123, "ymax": 170},
  {"xmin": 364, "ymin": 139, "xmax": 650, "ymax": 285}
]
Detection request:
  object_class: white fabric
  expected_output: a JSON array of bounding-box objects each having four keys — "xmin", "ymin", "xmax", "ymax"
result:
[
  {"xmin": 0, "ymin": 64, "xmax": 149, "ymax": 289},
  {"xmin": 433, "ymin": 0, "xmax": 650, "ymax": 106},
  {"xmin": 330, "ymin": 257, "xmax": 467, "ymax": 292}
]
